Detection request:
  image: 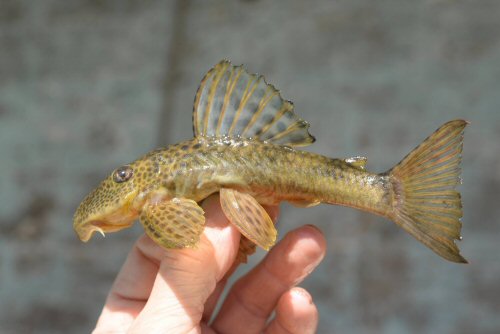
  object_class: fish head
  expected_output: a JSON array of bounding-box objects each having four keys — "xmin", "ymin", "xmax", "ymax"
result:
[{"xmin": 73, "ymin": 161, "xmax": 150, "ymax": 242}]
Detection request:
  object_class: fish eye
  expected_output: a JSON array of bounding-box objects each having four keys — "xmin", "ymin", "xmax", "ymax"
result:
[{"xmin": 113, "ymin": 165, "xmax": 134, "ymax": 183}]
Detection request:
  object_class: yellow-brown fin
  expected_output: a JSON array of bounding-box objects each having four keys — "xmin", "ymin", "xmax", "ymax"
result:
[
  {"xmin": 219, "ymin": 188, "xmax": 277, "ymax": 250},
  {"xmin": 388, "ymin": 120, "xmax": 468, "ymax": 263},
  {"xmin": 140, "ymin": 198, "xmax": 205, "ymax": 249},
  {"xmin": 289, "ymin": 199, "xmax": 321, "ymax": 208},
  {"xmin": 192, "ymin": 60, "xmax": 315, "ymax": 147},
  {"xmin": 345, "ymin": 156, "xmax": 367, "ymax": 170},
  {"xmin": 236, "ymin": 236, "xmax": 257, "ymax": 264}
]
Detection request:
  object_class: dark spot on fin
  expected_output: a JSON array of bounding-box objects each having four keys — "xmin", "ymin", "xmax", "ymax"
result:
[
  {"xmin": 219, "ymin": 188, "xmax": 277, "ymax": 250},
  {"xmin": 191, "ymin": 60, "xmax": 316, "ymax": 147}
]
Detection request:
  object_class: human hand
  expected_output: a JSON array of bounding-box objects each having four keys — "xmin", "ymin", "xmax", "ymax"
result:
[{"xmin": 92, "ymin": 195, "xmax": 326, "ymax": 334}]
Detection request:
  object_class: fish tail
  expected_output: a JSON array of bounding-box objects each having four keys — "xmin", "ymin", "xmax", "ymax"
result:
[{"xmin": 387, "ymin": 120, "xmax": 468, "ymax": 263}]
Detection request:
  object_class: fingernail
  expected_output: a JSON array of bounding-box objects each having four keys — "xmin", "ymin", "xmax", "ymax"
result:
[
  {"xmin": 291, "ymin": 287, "xmax": 313, "ymax": 304},
  {"xmin": 305, "ymin": 224, "xmax": 322, "ymax": 232},
  {"xmin": 297, "ymin": 224, "xmax": 323, "ymax": 239}
]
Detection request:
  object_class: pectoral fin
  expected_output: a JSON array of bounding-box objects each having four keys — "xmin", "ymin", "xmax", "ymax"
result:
[
  {"xmin": 140, "ymin": 198, "xmax": 205, "ymax": 249},
  {"xmin": 219, "ymin": 188, "xmax": 277, "ymax": 250}
]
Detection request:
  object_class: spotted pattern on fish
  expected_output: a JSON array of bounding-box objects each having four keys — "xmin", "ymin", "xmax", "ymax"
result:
[{"xmin": 74, "ymin": 60, "xmax": 468, "ymax": 264}]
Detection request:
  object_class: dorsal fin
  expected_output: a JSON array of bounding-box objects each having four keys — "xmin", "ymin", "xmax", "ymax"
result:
[
  {"xmin": 345, "ymin": 156, "xmax": 367, "ymax": 170},
  {"xmin": 192, "ymin": 60, "xmax": 315, "ymax": 147}
]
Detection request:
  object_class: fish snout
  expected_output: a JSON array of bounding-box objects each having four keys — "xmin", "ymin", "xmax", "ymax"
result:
[
  {"xmin": 73, "ymin": 196, "xmax": 139, "ymax": 242},
  {"xmin": 73, "ymin": 174, "xmax": 141, "ymax": 242},
  {"xmin": 73, "ymin": 218, "xmax": 103, "ymax": 242},
  {"xmin": 73, "ymin": 203, "xmax": 106, "ymax": 242}
]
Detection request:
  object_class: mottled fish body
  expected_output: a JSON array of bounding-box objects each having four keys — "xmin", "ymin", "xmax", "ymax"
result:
[
  {"xmin": 74, "ymin": 61, "xmax": 468, "ymax": 263},
  {"xmin": 136, "ymin": 138, "xmax": 389, "ymax": 214}
]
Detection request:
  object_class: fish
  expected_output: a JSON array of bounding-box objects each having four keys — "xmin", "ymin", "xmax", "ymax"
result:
[{"xmin": 73, "ymin": 60, "xmax": 468, "ymax": 263}]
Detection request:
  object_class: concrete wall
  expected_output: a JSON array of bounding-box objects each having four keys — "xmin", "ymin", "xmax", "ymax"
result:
[{"xmin": 1, "ymin": 0, "xmax": 499, "ymax": 333}]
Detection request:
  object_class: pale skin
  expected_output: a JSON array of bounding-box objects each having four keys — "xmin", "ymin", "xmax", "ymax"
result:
[{"xmin": 92, "ymin": 194, "xmax": 327, "ymax": 334}]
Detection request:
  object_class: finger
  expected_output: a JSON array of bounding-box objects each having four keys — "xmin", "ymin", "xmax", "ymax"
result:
[
  {"xmin": 202, "ymin": 204, "xmax": 280, "ymax": 322},
  {"xmin": 264, "ymin": 287, "xmax": 318, "ymax": 334},
  {"xmin": 212, "ymin": 225, "xmax": 326, "ymax": 334},
  {"xmin": 93, "ymin": 233, "xmax": 165, "ymax": 333},
  {"xmin": 128, "ymin": 194, "xmax": 241, "ymax": 333},
  {"xmin": 200, "ymin": 198, "xmax": 241, "ymax": 323}
]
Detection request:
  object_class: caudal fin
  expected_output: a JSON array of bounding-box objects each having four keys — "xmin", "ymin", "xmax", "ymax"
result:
[{"xmin": 388, "ymin": 120, "xmax": 468, "ymax": 263}]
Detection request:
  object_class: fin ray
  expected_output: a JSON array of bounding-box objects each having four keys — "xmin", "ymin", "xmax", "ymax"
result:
[
  {"xmin": 345, "ymin": 156, "xmax": 368, "ymax": 170},
  {"xmin": 289, "ymin": 199, "xmax": 321, "ymax": 208},
  {"xmin": 140, "ymin": 198, "xmax": 205, "ymax": 249},
  {"xmin": 219, "ymin": 188, "xmax": 277, "ymax": 250},
  {"xmin": 388, "ymin": 120, "xmax": 468, "ymax": 263},
  {"xmin": 193, "ymin": 60, "xmax": 315, "ymax": 147},
  {"xmin": 236, "ymin": 236, "xmax": 257, "ymax": 263}
]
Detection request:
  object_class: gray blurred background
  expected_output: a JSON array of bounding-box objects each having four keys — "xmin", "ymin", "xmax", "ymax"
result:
[{"xmin": 0, "ymin": 0, "xmax": 499, "ymax": 333}]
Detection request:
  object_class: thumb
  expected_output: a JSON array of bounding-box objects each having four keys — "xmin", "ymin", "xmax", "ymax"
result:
[{"xmin": 129, "ymin": 194, "xmax": 241, "ymax": 333}]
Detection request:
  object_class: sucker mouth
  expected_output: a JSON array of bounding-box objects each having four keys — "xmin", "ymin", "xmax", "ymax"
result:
[
  {"xmin": 90, "ymin": 220, "xmax": 134, "ymax": 233},
  {"xmin": 74, "ymin": 218, "xmax": 136, "ymax": 242},
  {"xmin": 73, "ymin": 195, "xmax": 140, "ymax": 242},
  {"xmin": 74, "ymin": 222, "xmax": 105, "ymax": 242}
]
